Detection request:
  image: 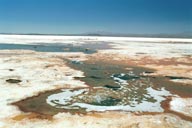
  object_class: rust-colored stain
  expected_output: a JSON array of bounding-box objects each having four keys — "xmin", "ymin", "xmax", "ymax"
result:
[
  {"xmin": 12, "ymin": 113, "xmax": 52, "ymax": 121},
  {"xmin": 161, "ymin": 97, "xmax": 192, "ymax": 122}
]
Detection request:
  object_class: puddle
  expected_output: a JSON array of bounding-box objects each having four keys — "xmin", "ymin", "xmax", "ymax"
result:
[
  {"xmin": 46, "ymin": 83, "xmax": 172, "ymax": 112},
  {"xmin": 0, "ymin": 42, "xmax": 112, "ymax": 54},
  {"xmin": 13, "ymin": 59, "xmax": 192, "ymax": 117}
]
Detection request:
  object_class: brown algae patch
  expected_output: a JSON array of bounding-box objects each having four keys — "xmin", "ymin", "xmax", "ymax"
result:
[
  {"xmin": 12, "ymin": 59, "xmax": 192, "ymax": 120},
  {"xmin": 12, "ymin": 89, "xmax": 88, "ymax": 116}
]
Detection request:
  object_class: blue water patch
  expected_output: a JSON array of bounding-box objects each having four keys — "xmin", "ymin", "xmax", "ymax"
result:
[{"xmin": 0, "ymin": 43, "xmax": 97, "ymax": 54}]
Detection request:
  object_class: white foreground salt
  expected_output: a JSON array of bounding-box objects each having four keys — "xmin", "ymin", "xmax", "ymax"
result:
[
  {"xmin": 170, "ymin": 97, "xmax": 192, "ymax": 117},
  {"xmin": 0, "ymin": 51, "xmax": 87, "ymax": 122}
]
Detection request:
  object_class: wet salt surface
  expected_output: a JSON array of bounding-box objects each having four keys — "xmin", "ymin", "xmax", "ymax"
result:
[
  {"xmin": 47, "ymin": 87, "xmax": 172, "ymax": 112},
  {"xmin": 47, "ymin": 71, "xmax": 174, "ymax": 113}
]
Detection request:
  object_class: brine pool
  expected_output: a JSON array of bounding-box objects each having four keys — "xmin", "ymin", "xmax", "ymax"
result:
[{"xmin": 13, "ymin": 59, "xmax": 192, "ymax": 117}]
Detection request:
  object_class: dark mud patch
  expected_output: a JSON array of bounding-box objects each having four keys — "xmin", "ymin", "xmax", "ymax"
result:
[
  {"xmin": 165, "ymin": 76, "xmax": 192, "ymax": 80},
  {"xmin": 143, "ymin": 71, "xmax": 154, "ymax": 74},
  {"xmin": 12, "ymin": 88, "xmax": 88, "ymax": 116},
  {"xmin": 150, "ymin": 77, "xmax": 192, "ymax": 97},
  {"xmin": 68, "ymin": 59, "xmax": 145, "ymax": 87},
  {"xmin": 6, "ymin": 79, "xmax": 22, "ymax": 83},
  {"xmin": 103, "ymin": 85, "xmax": 121, "ymax": 90},
  {"xmin": 9, "ymin": 69, "xmax": 14, "ymax": 71}
]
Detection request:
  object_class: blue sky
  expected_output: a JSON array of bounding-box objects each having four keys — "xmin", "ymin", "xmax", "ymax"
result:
[{"xmin": 0, "ymin": 0, "xmax": 191, "ymax": 34}]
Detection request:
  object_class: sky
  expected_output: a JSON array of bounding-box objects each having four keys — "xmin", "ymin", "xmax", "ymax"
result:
[{"xmin": 0, "ymin": 0, "xmax": 191, "ymax": 34}]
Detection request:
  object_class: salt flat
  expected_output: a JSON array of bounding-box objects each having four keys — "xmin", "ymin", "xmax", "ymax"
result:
[{"xmin": 0, "ymin": 35, "xmax": 191, "ymax": 128}]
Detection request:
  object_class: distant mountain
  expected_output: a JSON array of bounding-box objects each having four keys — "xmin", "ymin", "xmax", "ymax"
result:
[
  {"xmin": 84, "ymin": 31, "xmax": 192, "ymax": 38},
  {"xmin": 0, "ymin": 31, "xmax": 192, "ymax": 38}
]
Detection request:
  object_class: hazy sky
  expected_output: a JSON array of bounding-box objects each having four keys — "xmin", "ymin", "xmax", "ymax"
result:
[{"xmin": 0, "ymin": 0, "xmax": 191, "ymax": 34}]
